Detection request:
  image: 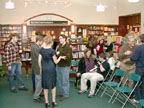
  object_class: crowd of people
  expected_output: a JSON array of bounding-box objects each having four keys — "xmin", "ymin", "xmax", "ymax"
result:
[{"xmin": 3, "ymin": 32, "xmax": 144, "ymax": 108}]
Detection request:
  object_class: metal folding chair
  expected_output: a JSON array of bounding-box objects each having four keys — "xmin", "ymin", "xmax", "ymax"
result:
[
  {"xmin": 95, "ymin": 69, "xmax": 113, "ymax": 95},
  {"xmin": 100, "ymin": 69, "xmax": 126, "ymax": 103},
  {"xmin": 112, "ymin": 73, "xmax": 141, "ymax": 108}
]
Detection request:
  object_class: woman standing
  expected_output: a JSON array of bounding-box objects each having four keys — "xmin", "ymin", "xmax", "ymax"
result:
[{"xmin": 38, "ymin": 36, "xmax": 65, "ymax": 108}]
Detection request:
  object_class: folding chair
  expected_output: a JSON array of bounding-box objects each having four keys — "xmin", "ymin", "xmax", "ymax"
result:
[
  {"xmin": 69, "ymin": 60, "xmax": 79, "ymax": 82},
  {"xmin": 112, "ymin": 73, "xmax": 141, "ymax": 108},
  {"xmin": 95, "ymin": 69, "xmax": 113, "ymax": 95},
  {"xmin": 101, "ymin": 69, "xmax": 126, "ymax": 103},
  {"xmin": 139, "ymin": 99, "xmax": 144, "ymax": 108}
]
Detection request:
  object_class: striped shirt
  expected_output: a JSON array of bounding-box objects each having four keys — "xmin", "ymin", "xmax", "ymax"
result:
[{"xmin": 4, "ymin": 40, "xmax": 22, "ymax": 66}]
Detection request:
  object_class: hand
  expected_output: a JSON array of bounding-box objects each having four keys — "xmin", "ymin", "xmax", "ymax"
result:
[
  {"xmin": 61, "ymin": 56, "xmax": 66, "ymax": 60},
  {"xmin": 123, "ymin": 58, "xmax": 129, "ymax": 63},
  {"xmin": 8, "ymin": 66, "xmax": 12, "ymax": 71},
  {"xmin": 124, "ymin": 51, "xmax": 132, "ymax": 55},
  {"xmin": 56, "ymin": 51, "xmax": 60, "ymax": 55},
  {"xmin": 40, "ymin": 70, "xmax": 42, "ymax": 76},
  {"xmin": 77, "ymin": 73, "xmax": 81, "ymax": 77},
  {"xmin": 98, "ymin": 61, "xmax": 101, "ymax": 65}
]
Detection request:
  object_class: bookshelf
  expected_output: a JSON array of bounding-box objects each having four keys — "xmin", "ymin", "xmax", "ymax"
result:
[
  {"xmin": 88, "ymin": 25, "xmax": 118, "ymax": 36},
  {"xmin": 0, "ymin": 24, "xmax": 22, "ymax": 64},
  {"xmin": 70, "ymin": 42, "xmax": 87, "ymax": 60}
]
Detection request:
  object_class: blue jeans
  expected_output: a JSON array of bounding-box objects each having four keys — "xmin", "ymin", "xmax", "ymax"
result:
[
  {"xmin": 32, "ymin": 71, "xmax": 35, "ymax": 90},
  {"xmin": 56, "ymin": 66, "xmax": 70, "ymax": 97},
  {"xmin": 8, "ymin": 63, "xmax": 24, "ymax": 89},
  {"xmin": 134, "ymin": 67, "xmax": 144, "ymax": 101}
]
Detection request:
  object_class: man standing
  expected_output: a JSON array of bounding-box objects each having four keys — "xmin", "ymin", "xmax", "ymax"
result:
[
  {"xmin": 56, "ymin": 35, "xmax": 72, "ymax": 101},
  {"xmin": 118, "ymin": 33, "xmax": 137, "ymax": 88},
  {"xmin": 5, "ymin": 33, "xmax": 28, "ymax": 93},
  {"xmin": 129, "ymin": 34, "xmax": 144, "ymax": 103},
  {"xmin": 31, "ymin": 36, "xmax": 44, "ymax": 103}
]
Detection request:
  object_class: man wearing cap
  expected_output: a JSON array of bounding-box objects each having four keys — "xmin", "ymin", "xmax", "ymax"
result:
[
  {"xmin": 56, "ymin": 34, "xmax": 72, "ymax": 101},
  {"xmin": 4, "ymin": 33, "xmax": 28, "ymax": 93}
]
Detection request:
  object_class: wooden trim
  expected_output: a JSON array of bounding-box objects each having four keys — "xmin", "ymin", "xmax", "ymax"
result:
[{"xmin": 24, "ymin": 13, "xmax": 73, "ymax": 22}]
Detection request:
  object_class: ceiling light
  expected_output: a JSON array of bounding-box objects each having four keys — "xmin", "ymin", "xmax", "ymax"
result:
[
  {"xmin": 97, "ymin": 4, "xmax": 105, "ymax": 12},
  {"xmin": 5, "ymin": 0, "xmax": 15, "ymax": 9},
  {"xmin": 96, "ymin": 0, "xmax": 105, "ymax": 12},
  {"xmin": 128, "ymin": 0, "xmax": 140, "ymax": 3}
]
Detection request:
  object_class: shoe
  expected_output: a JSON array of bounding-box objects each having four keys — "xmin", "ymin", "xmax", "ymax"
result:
[
  {"xmin": 33, "ymin": 98, "xmax": 44, "ymax": 103},
  {"xmin": 131, "ymin": 99, "xmax": 139, "ymax": 104},
  {"xmin": 19, "ymin": 87, "xmax": 28, "ymax": 91},
  {"xmin": 45, "ymin": 103, "xmax": 50, "ymax": 108},
  {"xmin": 52, "ymin": 102, "xmax": 58, "ymax": 107},
  {"xmin": 78, "ymin": 90, "xmax": 87, "ymax": 94},
  {"xmin": 11, "ymin": 89, "xmax": 17, "ymax": 93},
  {"xmin": 56, "ymin": 94, "xmax": 63, "ymax": 97},
  {"xmin": 88, "ymin": 94, "xmax": 94, "ymax": 98},
  {"xmin": 60, "ymin": 96, "xmax": 68, "ymax": 101},
  {"xmin": 29, "ymin": 90, "xmax": 35, "ymax": 94}
]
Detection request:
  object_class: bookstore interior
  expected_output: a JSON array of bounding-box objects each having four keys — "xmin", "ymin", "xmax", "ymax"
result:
[{"xmin": 0, "ymin": 0, "xmax": 143, "ymax": 73}]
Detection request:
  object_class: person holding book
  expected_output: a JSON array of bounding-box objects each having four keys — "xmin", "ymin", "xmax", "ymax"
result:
[
  {"xmin": 75, "ymin": 48, "xmax": 97, "ymax": 89},
  {"xmin": 38, "ymin": 36, "xmax": 66, "ymax": 108},
  {"xmin": 95, "ymin": 39, "xmax": 105, "ymax": 57},
  {"xmin": 78, "ymin": 53, "xmax": 110, "ymax": 98}
]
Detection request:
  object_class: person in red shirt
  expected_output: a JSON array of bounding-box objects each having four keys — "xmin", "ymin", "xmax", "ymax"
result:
[{"xmin": 95, "ymin": 39, "xmax": 104, "ymax": 57}]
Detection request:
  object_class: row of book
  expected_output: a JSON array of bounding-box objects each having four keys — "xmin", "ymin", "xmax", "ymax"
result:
[{"xmin": 72, "ymin": 52, "xmax": 84, "ymax": 58}]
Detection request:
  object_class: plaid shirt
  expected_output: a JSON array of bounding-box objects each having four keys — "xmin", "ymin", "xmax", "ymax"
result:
[{"xmin": 4, "ymin": 40, "xmax": 22, "ymax": 66}]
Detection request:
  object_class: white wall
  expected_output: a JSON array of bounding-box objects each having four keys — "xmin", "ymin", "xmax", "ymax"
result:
[
  {"xmin": 118, "ymin": 0, "xmax": 144, "ymax": 33},
  {"xmin": 0, "ymin": 0, "xmax": 118, "ymax": 25}
]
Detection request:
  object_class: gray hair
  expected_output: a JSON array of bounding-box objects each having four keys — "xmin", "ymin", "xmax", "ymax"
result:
[{"xmin": 126, "ymin": 33, "xmax": 135, "ymax": 41}]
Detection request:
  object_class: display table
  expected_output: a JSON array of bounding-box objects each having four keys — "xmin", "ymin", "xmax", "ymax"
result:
[{"xmin": 22, "ymin": 58, "xmax": 31, "ymax": 78}]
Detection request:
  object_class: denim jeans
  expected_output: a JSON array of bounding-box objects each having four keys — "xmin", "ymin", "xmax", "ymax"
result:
[
  {"xmin": 32, "ymin": 71, "xmax": 36, "ymax": 90},
  {"xmin": 8, "ymin": 63, "xmax": 24, "ymax": 89},
  {"xmin": 56, "ymin": 66, "xmax": 70, "ymax": 97},
  {"xmin": 134, "ymin": 67, "xmax": 144, "ymax": 101}
]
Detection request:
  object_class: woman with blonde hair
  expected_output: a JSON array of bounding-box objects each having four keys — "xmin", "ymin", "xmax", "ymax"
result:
[{"xmin": 38, "ymin": 36, "xmax": 65, "ymax": 108}]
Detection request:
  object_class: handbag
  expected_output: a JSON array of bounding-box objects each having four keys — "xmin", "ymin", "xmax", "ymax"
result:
[{"xmin": 76, "ymin": 79, "xmax": 81, "ymax": 89}]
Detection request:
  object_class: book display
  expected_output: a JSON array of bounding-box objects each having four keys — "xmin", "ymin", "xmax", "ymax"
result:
[
  {"xmin": 0, "ymin": 24, "xmax": 22, "ymax": 64},
  {"xmin": 88, "ymin": 25, "xmax": 118, "ymax": 36},
  {"xmin": 70, "ymin": 43, "xmax": 87, "ymax": 60}
]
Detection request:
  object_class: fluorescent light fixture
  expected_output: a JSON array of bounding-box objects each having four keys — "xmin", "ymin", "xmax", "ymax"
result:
[
  {"xmin": 23, "ymin": 25, "xmax": 27, "ymax": 34},
  {"xmin": 128, "ymin": 0, "xmax": 140, "ymax": 3},
  {"xmin": 5, "ymin": 0, "xmax": 15, "ymax": 9},
  {"xmin": 96, "ymin": 4, "xmax": 105, "ymax": 12}
]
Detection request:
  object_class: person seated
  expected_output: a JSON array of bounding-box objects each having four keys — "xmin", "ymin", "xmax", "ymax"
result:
[
  {"xmin": 78, "ymin": 53, "xmax": 110, "ymax": 98},
  {"xmin": 107, "ymin": 51, "xmax": 116, "ymax": 71},
  {"xmin": 75, "ymin": 48, "xmax": 97, "ymax": 89}
]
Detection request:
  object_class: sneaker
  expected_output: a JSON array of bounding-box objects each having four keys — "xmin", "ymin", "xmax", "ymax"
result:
[
  {"xmin": 11, "ymin": 89, "xmax": 17, "ymax": 93},
  {"xmin": 78, "ymin": 90, "xmax": 88, "ymax": 94},
  {"xmin": 88, "ymin": 94, "xmax": 94, "ymax": 98},
  {"xmin": 19, "ymin": 87, "xmax": 28, "ymax": 91},
  {"xmin": 33, "ymin": 98, "xmax": 44, "ymax": 103},
  {"xmin": 131, "ymin": 99, "xmax": 139, "ymax": 104}
]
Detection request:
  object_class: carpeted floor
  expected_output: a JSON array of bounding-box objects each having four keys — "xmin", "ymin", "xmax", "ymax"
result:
[{"xmin": 0, "ymin": 76, "xmax": 141, "ymax": 108}]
